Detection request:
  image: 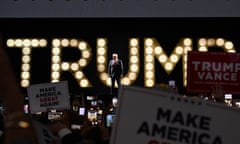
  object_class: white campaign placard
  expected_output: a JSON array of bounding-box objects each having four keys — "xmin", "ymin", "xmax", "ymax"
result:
[
  {"xmin": 111, "ymin": 86, "xmax": 240, "ymax": 144},
  {"xmin": 32, "ymin": 120, "xmax": 61, "ymax": 144},
  {"xmin": 27, "ymin": 81, "xmax": 70, "ymax": 113}
]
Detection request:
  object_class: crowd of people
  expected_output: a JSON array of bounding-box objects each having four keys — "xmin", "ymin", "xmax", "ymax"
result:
[
  {"xmin": 0, "ymin": 34, "xmax": 234, "ymax": 144},
  {"xmin": 0, "ymin": 34, "xmax": 119, "ymax": 144}
]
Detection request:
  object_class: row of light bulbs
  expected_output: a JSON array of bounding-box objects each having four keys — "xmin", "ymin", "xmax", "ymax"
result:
[{"xmin": 6, "ymin": 37, "xmax": 236, "ymax": 88}]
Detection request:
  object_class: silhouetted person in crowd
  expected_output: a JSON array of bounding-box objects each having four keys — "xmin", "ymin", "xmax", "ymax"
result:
[
  {"xmin": 211, "ymin": 83, "xmax": 225, "ymax": 103},
  {"xmin": 0, "ymin": 34, "xmax": 38, "ymax": 144},
  {"xmin": 48, "ymin": 121, "xmax": 83, "ymax": 144},
  {"xmin": 48, "ymin": 112, "xmax": 110, "ymax": 144},
  {"xmin": 0, "ymin": 111, "xmax": 4, "ymax": 144},
  {"xmin": 108, "ymin": 53, "xmax": 123, "ymax": 96}
]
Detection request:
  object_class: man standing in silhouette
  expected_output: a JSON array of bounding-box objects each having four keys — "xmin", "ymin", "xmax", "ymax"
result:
[{"xmin": 108, "ymin": 53, "xmax": 123, "ymax": 96}]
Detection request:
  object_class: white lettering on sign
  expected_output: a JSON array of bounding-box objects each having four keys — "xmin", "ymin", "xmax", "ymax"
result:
[
  {"xmin": 192, "ymin": 61, "xmax": 240, "ymax": 72},
  {"xmin": 192, "ymin": 61, "xmax": 240, "ymax": 81}
]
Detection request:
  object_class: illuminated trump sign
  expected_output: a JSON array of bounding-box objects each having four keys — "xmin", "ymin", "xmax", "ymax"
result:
[{"xmin": 6, "ymin": 37, "xmax": 236, "ymax": 90}]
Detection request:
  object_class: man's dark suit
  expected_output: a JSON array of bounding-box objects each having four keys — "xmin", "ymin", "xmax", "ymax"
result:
[{"xmin": 108, "ymin": 59, "xmax": 123, "ymax": 95}]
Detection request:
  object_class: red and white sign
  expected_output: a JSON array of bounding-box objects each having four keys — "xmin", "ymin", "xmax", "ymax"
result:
[
  {"xmin": 110, "ymin": 86, "xmax": 240, "ymax": 144},
  {"xmin": 187, "ymin": 52, "xmax": 240, "ymax": 94},
  {"xmin": 27, "ymin": 81, "xmax": 70, "ymax": 113}
]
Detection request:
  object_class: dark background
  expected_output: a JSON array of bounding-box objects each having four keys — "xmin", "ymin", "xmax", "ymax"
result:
[{"xmin": 1, "ymin": 18, "xmax": 240, "ymax": 97}]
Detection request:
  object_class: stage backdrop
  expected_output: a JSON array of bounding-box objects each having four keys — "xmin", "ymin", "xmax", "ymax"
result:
[{"xmin": 1, "ymin": 18, "xmax": 240, "ymax": 96}]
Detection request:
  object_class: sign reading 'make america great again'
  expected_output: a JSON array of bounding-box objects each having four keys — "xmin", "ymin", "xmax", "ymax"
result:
[
  {"xmin": 27, "ymin": 81, "xmax": 70, "ymax": 113},
  {"xmin": 111, "ymin": 86, "xmax": 240, "ymax": 144}
]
